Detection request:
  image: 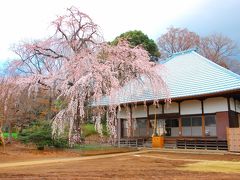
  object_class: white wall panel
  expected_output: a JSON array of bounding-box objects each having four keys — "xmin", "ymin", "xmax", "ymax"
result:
[
  {"xmin": 164, "ymin": 102, "xmax": 179, "ymax": 114},
  {"xmin": 180, "ymin": 100, "xmax": 201, "ymax": 115},
  {"xmin": 132, "ymin": 105, "xmax": 147, "ymax": 118},
  {"xmin": 117, "ymin": 107, "xmax": 128, "ymax": 119},
  {"xmin": 149, "ymin": 104, "xmax": 162, "ymax": 115},
  {"xmin": 203, "ymin": 97, "xmax": 228, "ymax": 113}
]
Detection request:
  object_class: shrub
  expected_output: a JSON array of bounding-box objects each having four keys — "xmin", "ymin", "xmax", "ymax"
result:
[
  {"xmin": 82, "ymin": 123, "xmax": 109, "ymax": 138},
  {"xmin": 102, "ymin": 123, "xmax": 109, "ymax": 137},
  {"xmin": 18, "ymin": 120, "xmax": 68, "ymax": 150},
  {"xmin": 82, "ymin": 123, "xmax": 98, "ymax": 137},
  {"xmin": 53, "ymin": 136, "xmax": 68, "ymax": 148},
  {"xmin": 3, "ymin": 133, "xmax": 18, "ymax": 139},
  {"xmin": 18, "ymin": 120, "xmax": 52, "ymax": 150}
]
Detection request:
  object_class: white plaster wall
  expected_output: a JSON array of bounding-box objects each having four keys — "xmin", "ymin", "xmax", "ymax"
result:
[
  {"xmin": 230, "ymin": 97, "xmax": 235, "ymax": 111},
  {"xmin": 236, "ymin": 100, "xmax": 240, "ymax": 113},
  {"xmin": 149, "ymin": 104, "xmax": 162, "ymax": 115},
  {"xmin": 117, "ymin": 107, "xmax": 128, "ymax": 119},
  {"xmin": 164, "ymin": 102, "xmax": 179, "ymax": 114},
  {"xmin": 132, "ymin": 105, "xmax": 147, "ymax": 118},
  {"xmin": 203, "ymin": 97, "xmax": 228, "ymax": 113},
  {"xmin": 180, "ymin": 100, "xmax": 201, "ymax": 115}
]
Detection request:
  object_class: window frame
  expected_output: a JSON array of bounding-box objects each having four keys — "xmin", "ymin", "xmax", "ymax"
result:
[
  {"xmin": 181, "ymin": 115, "xmax": 202, "ymax": 137},
  {"xmin": 165, "ymin": 118, "xmax": 179, "ymax": 137},
  {"xmin": 204, "ymin": 114, "xmax": 217, "ymax": 137}
]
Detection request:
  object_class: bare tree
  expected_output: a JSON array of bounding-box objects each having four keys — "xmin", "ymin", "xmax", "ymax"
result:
[
  {"xmin": 157, "ymin": 27, "xmax": 239, "ymax": 69},
  {"xmin": 227, "ymin": 59, "xmax": 240, "ymax": 75},
  {"xmin": 0, "ymin": 98, "xmax": 5, "ymax": 152},
  {"xmin": 199, "ymin": 34, "xmax": 238, "ymax": 65},
  {"xmin": 157, "ymin": 27, "xmax": 200, "ymax": 57},
  {"xmin": 10, "ymin": 42, "xmax": 63, "ymax": 76}
]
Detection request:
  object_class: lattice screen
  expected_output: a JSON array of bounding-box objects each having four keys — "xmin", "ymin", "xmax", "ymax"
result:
[{"xmin": 227, "ymin": 128, "xmax": 240, "ymax": 152}]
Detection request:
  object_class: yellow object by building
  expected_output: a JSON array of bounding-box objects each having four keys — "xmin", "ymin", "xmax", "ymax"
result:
[{"xmin": 152, "ymin": 136, "xmax": 164, "ymax": 148}]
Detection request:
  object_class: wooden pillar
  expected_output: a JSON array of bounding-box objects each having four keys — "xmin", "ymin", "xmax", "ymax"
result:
[
  {"xmin": 201, "ymin": 100, "xmax": 205, "ymax": 137},
  {"xmin": 238, "ymin": 114, "xmax": 240, "ymax": 128},
  {"xmin": 161, "ymin": 103, "xmax": 164, "ymax": 137},
  {"xmin": 129, "ymin": 104, "xmax": 133, "ymax": 137},
  {"xmin": 178, "ymin": 101, "xmax": 182, "ymax": 137},
  {"xmin": 146, "ymin": 105, "xmax": 150, "ymax": 137},
  {"xmin": 227, "ymin": 97, "xmax": 232, "ymax": 127},
  {"xmin": 117, "ymin": 118, "xmax": 121, "ymax": 147},
  {"xmin": 234, "ymin": 98, "xmax": 237, "ymax": 112},
  {"xmin": 162, "ymin": 103, "xmax": 165, "ymax": 114}
]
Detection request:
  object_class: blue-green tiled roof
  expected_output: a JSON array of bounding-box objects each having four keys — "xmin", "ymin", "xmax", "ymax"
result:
[{"xmin": 94, "ymin": 50, "xmax": 240, "ymax": 106}]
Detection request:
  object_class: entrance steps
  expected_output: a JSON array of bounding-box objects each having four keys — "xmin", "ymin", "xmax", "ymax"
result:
[{"xmin": 164, "ymin": 143, "xmax": 177, "ymax": 149}]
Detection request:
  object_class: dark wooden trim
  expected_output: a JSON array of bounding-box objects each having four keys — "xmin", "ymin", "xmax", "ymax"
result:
[
  {"xmin": 164, "ymin": 136, "xmax": 218, "ymax": 140},
  {"xmin": 227, "ymin": 97, "xmax": 231, "ymax": 126},
  {"xmin": 201, "ymin": 100, "xmax": 204, "ymax": 113},
  {"xmin": 120, "ymin": 119, "xmax": 124, "ymax": 138},
  {"xmin": 129, "ymin": 104, "xmax": 133, "ymax": 137},
  {"xmin": 146, "ymin": 105, "xmax": 150, "ymax": 137},
  {"xmin": 98, "ymin": 91, "xmax": 240, "ymax": 109},
  {"xmin": 136, "ymin": 113, "xmax": 216, "ymax": 118},
  {"xmin": 227, "ymin": 97, "xmax": 231, "ymax": 111},
  {"xmin": 234, "ymin": 98, "xmax": 237, "ymax": 112},
  {"xmin": 135, "ymin": 117, "xmax": 148, "ymax": 120},
  {"xmin": 118, "ymin": 90, "xmax": 240, "ymax": 107},
  {"xmin": 125, "ymin": 136, "xmax": 219, "ymax": 141},
  {"xmin": 162, "ymin": 103, "xmax": 164, "ymax": 114},
  {"xmin": 178, "ymin": 116, "xmax": 182, "ymax": 137},
  {"xmin": 148, "ymin": 113, "xmax": 180, "ymax": 119},
  {"xmin": 178, "ymin": 101, "xmax": 181, "ymax": 114},
  {"xmin": 178, "ymin": 101, "xmax": 182, "ymax": 137},
  {"xmin": 201, "ymin": 100, "xmax": 205, "ymax": 137},
  {"xmin": 181, "ymin": 113, "xmax": 215, "ymax": 117},
  {"xmin": 117, "ymin": 118, "xmax": 121, "ymax": 147}
]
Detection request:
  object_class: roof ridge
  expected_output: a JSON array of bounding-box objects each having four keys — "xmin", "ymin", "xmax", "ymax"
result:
[
  {"xmin": 192, "ymin": 51, "xmax": 240, "ymax": 80},
  {"xmin": 171, "ymin": 48, "xmax": 198, "ymax": 56},
  {"xmin": 159, "ymin": 48, "xmax": 197, "ymax": 64}
]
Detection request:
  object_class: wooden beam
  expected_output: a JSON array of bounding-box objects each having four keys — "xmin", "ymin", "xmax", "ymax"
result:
[
  {"xmin": 201, "ymin": 100, "xmax": 205, "ymax": 138},
  {"xmin": 162, "ymin": 103, "xmax": 164, "ymax": 114},
  {"xmin": 146, "ymin": 105, "xmax": 150, "ymax": 137},
  {"xmin": 178, "ymin": 101, "xmax": 182, "ymax": 137},
  {"xmin": 178, "ymin": 101, "xmax": 181, "ymax": 114},
  {"xmin": 148, "ymin": 113, "xmax": 179, "ymax": 119},
  {"xmin": 117, "ymin": 118, "xmax": 121, "ymax": 147},
  {"xmin": 227, "ymin": 97, "xmax": 231, "ymax": 127},
  {"xmin": 227, "ymin": 97, "xmax": 231, "ymax": 111},
  {"xmin": 117, "ymin": 89, "xmax": 240, "ymax": 107},
  {"xmin": 129, "ymin": 104, "xmax": 133, "ymax": 137},
  {"xmin": 234, "ymin": 98, "xmax": 237, "ymax": 112},
  {"xmin": 178, "ymin": 117, "xmax": 182, "ymax": 137}
]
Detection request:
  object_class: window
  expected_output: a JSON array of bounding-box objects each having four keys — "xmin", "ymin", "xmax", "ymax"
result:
[
  {"xmin": 205, "ymin": 115, "xmax": 216, "ymax": 136},
  {"xmin": 165, "ymin": 119, "xmax": 179, "ymax": 137},
  {"xmin": 182, "ymin": 116, "xmax": 202, "ymax": 136},
  {"xmin": 133, "ymin": 119, "xmax": 147, "ymax": 137},
  {"xmin": 122, "ymin": 119, "xmax": 128, "ymax": 137},
  {"xmin": 182, "ymin": 117, "xmax": 191, "ymax": 136}
]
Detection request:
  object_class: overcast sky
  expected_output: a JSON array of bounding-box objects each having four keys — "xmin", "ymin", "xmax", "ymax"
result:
[{"xmin": 0, "ymin": 0, "xmax": 239, "ymax": 62}]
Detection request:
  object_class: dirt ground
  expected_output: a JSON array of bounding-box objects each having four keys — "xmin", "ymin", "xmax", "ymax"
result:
[{"xmin": 1, "ymin": 143, "xmax": 240, "ymax": 179}]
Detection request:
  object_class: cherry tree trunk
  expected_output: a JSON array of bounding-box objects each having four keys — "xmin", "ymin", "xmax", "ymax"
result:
[{"xmin": 7, "ymin": 122, "xmax": 12, "ymax": 144}]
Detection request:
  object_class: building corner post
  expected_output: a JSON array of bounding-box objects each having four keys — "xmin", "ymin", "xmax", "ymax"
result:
[{"xmin": 117, "ymin": 117, "xmax": 121, "ymax": 148}]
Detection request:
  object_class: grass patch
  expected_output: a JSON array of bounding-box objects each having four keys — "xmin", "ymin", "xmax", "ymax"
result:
[
  {"xmin": 178, "ymin": 160, "xmax": 240, "ymax": 174},
  {"xmin": 82, "ymin": 124, "xmax": 98, "ymax": 137},
  {"xmin": 74, "ymin": 144, "xmax": 114, "ymax": 151},
  {"xmin": 73, "ymin": 144, "xmax": 137, "ymax": 156},
  {"xmin": 3, "ymin": 133, "xmax": 18, "ymax": 139}
]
